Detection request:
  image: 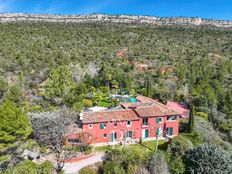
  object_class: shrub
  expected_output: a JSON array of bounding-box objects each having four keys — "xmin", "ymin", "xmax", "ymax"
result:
[
  {"xmin": 179, "ymin": 119, "xmax": 188, "ymax": 133},
  {"xmin": 148, "ymin": 153, "xmax": 170, "ymax": 174},
  {"xmin": 185, "ymin": 144, "xmax": 232, "ymax": 174},
  {"xmin": 108, "ymin": 146, "xmax": 151, "ymax": 166},
  {"xmin": 13, "ymin": 160, "xmax": 53, "ymax": 174},
  {"xmin": 101, "ymin": 161, "xmax": 126, "ymax": 174},
  {"xmin": 79, "ymin": 162, "xmax": 102, "ymax": 174},
  {"xmin": 72, "ymin": 101, "xmax": 83, "ymax": 112},
  {"xmin": 167, "ymin": 135, "xmax": 193, "ymax": 157},
  {"xmin": 82, "ymin": 99, "xmax": 93, "ymax": 107},
  {"xmin": 168, "ymin": 155, "xmax": 185, "ymax": 174},
  {"xmin": 196, "ymin": 112, "xmax": 208, "ymax": 120}
]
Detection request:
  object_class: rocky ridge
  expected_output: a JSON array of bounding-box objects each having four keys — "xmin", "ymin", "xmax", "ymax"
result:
[{"xmin": 0, "ymin": 13, "xmax": 232, "ymax": 28}]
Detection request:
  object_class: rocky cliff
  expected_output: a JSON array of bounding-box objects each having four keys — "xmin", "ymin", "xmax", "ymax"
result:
[{"xmin": 0, "ymin": 13, "xmax": 232, "ymax": 28}]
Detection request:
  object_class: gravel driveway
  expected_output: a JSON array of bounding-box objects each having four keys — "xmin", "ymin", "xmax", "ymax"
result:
[{"xmin": 63, "ymin": 152, "xmax": 106, "ymax": 174}]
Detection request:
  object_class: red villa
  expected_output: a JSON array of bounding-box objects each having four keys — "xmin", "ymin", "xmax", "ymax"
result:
[{"xmin": 67, "ymin": 96, "xmax": 182, "ymax": 146}]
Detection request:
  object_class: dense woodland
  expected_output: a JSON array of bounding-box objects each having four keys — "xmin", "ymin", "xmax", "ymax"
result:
[{"xmin": 0, "ymin": 22, "xmax": 232, "ymax": 173}]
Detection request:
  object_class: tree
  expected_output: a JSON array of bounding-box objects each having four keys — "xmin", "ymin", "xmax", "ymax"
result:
[
  {"xmin": 45, "ymin": 66, "xmax": 76, "ymax": 100},
  {"xmin": 13, "ymin": 160, "xmax": 53, "ymax": 174},
  {"xmin": 0, "ymin": 99, "xmax": 32, "ymax": 170},
  {"xmin": 0, "ymin": 99, "xmax": 32, "ymax": 147},
  {"xmin": 185, "ymin": 144, "xmax": 232, "ymax": 174},
  {"xmin": 29, "ymin": 110, "xmax": 76, "ymax": 172},
  {"xmin": 187, "ymin": 104, "xmax": 195, "ymax": 133},
  {"xmin": 145, "ymin": 73, "xmax": 152, "ymax": 98}
]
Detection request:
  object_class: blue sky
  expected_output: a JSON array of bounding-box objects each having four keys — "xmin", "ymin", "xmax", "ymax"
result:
[{"xmin": 0, "ymin": 0, "xmax": 231, "ymax": 20}]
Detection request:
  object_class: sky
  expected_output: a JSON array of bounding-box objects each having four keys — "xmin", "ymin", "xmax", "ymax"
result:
[{"xmin": 0, "ymin": 0, "xmax": 231, "ymax": 20}]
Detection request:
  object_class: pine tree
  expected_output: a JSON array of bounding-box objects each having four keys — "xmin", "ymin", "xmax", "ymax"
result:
[
  {"xmin": 0, "ymin": 99, "xmax": 32, "ymax": 147},
  {"xmin": 45, "ymin": 65, "xmax": 76, "ymax": 99}
]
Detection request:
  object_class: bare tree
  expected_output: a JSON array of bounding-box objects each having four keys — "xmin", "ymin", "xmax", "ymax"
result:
[{"xmin": 29, "ymin": 110, "xmax": 77, "ymax": 172}]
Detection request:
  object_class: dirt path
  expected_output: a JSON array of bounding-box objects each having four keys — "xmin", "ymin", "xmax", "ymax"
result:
[{"xmin": 63, "ymin": 152, "xmax": 105, "ymax": 174}]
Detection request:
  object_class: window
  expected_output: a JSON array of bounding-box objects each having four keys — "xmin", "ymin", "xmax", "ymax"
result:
[
  {"xmin": 110, "ymin": 132, "xmax": 117, "ymax": 142},
  {"xmin": 114, "ymin": 122, "xmax": 117, "ymax": 128},
  {"xmin": 156, "ymin": 117, "xmax": 162, "ymax": 124},
  {"xmin": 127, "ymin": 120, "xmax": 132, "ymax": 127},
  {"xmin": 100, "ymin": 123, "xmax": 106, "ymax": 129},
  {"xmin": 142, "ymin": 118, "xmax": 148, "ymax": 126},
  {"xmin": 88, "ymin": 124, "xmax": 93, "ymax": 129},
  {"xmin": 114, "ymin": 133, "xmax": 117, "ymax": 139},
  {"xmin": 125, "ymin": 131, "xmax": 133, "ymax": 138},
  {"xmin": 166, "ymin": 127, "xmax": 173, "ymax": 136},
  {"xmin": 167, "ymin": 116, "xmax": 178, "ymax": 121},
  {"xmin": 103, "ymin": 133, "xmax": 107, "ymax": 138}
]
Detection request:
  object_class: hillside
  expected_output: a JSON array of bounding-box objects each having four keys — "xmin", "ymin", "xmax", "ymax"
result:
[
  {"xmin": 0, "ymin": 14, "xmax": 232, "ymax": 174},
  {"xmin": 0, "ymin": 19, "xmax": 231, "ymax": 125}
]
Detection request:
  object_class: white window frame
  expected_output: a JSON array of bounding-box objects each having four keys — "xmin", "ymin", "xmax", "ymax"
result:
[
  {"xmin": 103, "ymin": 133, "xmax": 107, "ymax": 138},
  {"xmin": 88, "ymin": 124, "xmax": 93, "ymax": 129},
  {"xmin": 167, "ymin": 116, "xmax": 177, "ymax": 121},
  {"xmin": 127, "ymin": 120, "xmax": 132, "ymax": 127},
  {"xmin": 142, "ymin": 118, "xmax": 149, "ymax": 126},
  {"xmin": 114, "ymin": 122, "xmax": 118, "ymax": 128}
]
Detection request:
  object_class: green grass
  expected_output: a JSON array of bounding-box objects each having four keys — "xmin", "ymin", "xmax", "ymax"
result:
[
  {"xmin": 94, "ymin": 145, "xmax": 121, "ymax": 152},
  {"xmin": 95, "ymin": 140, "xmax": 168, "ymax": 152},
  {"xmin": 98, "ymin": 100, "xmax": 111, "ymax": 107}
]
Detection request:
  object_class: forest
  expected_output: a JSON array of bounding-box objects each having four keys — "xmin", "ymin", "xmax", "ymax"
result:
[{"xmin": 0, "ymin": 22, "xmax": 232, "ymax": 173}]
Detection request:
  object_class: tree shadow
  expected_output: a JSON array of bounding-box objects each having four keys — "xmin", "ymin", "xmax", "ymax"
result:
[{"xmin": 139, "ymin": 143, "xmax": 156, "ymax": 152}]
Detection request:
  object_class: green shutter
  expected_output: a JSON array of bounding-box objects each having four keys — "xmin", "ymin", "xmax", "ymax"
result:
[
  {"xmin": 110, "ymin": 133, "xmax": 114, "ymax": 142},
  {"xmin": 156, "ymin": 118, "xmax": 159, "ymax": 123},
  {"xmin": 156, "ymin": 117, "xmax": 162, "ymax": 123},
  {"xmin": 100, "ymin": 123, "xmax": 105, "ymax": 129},
  {"xmin": 169, "ymin": 128, "xmax": 173, "ymax": 135},
  {"xmin": 145, "ymin": 129, "xmax": 149, "ymax": 138}
]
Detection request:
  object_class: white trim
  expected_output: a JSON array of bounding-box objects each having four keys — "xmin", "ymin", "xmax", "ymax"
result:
[
  {"xmin": 103, "ymin": 133, "xmax": 107, "ymax": 139},
  {"xmin": 126, "ymin": 120, "xmax": 132, "ymax": 127},
  {"xmin": 88, "ymin": 124, "xmax": 93, "ymax": 129}
]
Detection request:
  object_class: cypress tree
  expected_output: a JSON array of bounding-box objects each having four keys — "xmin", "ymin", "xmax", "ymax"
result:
[
  {"xmin": 146, "ymin": 73, "xmax": 152, "ymax": 98},
  {"xmin": 188, "ymin": 104, "xmax": 195, "ymax": 133}
]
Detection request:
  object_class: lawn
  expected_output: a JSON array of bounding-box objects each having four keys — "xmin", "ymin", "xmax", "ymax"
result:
[
  {"xmin": 98, "ymin": 100, "xmax": 111, "ymax": 107},
  {"xmin": 95, "ymin": 140, "xmax": 168, "ymax": 152}
]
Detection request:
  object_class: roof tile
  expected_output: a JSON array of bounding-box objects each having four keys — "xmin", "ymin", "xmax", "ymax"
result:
[{"xmin": 82, "ymin": 109, "xmax": 139, "ymax": 124}]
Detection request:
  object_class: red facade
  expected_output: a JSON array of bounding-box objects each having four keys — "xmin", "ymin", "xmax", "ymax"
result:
[
  {"xmin": 67, "ymin": 96, "xmax": 181, "ymax": 146},
  {"xmin": 82, "ymin": 116, "xmax": 179, "ymax": 145}
]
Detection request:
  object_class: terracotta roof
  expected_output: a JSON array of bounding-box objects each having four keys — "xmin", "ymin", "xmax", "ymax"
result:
[
  {"xmin": 121, "ymin": 101, "xmax": 153, "ymax": 109},
  {"xmin": 136, "ymin": 95, "xmax": 156, "ymax": 103},
  {"xmin": 133, "ymin": 101, "xmax": 179, "ymax": 117},
  {"xmin": 166, "ymin": 101, "xmax": 190, "ymax": 119},
  {"xmin": 82, "ymin": 109, "xmax": 139, "ymax": 124},
  {"xmin": 121, "ymin": 103, "xmax": 135, "ymax": 109}
]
